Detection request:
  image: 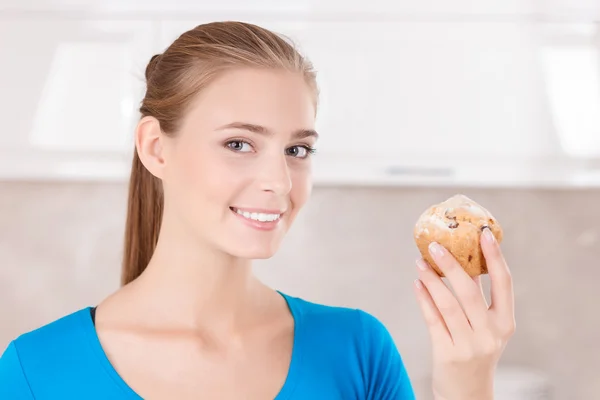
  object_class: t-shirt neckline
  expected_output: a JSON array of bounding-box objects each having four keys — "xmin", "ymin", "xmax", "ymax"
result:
[{"xmin": 79, "ymin": 290, "xmax": 303, "ymax": 399}]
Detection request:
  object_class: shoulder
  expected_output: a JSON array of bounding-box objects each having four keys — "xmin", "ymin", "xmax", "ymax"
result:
[
  {"xmin": 0, "ymin": 307, "xmax": 93, "ymax": 395},
  {"xmin": 283, "ymin": 293, "xmax": 416, "ymax": 399},
  {"xmin": 12, "ymin": 307, "xmax": 92, "ymax": 358},
  {"xmin": 0, "ymin": 341, "xmax": 34, "ymax": 399},
  {"xmin": 283, "ymin": 292, "xmax": 394, "ymax": 343}
]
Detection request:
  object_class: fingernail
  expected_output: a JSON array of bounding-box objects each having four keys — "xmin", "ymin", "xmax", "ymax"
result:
[
  {"xmin": 483, "ymin": 227, "xmax": 496, "ymax": 243},
  {"xmin": 416, "ymin": 258, "xmax": 429, "ymax": 271},
  {"xmin": 428, "ymin": 242, "xmax": 444, "ymax": 259},
  {"xmin": 414, "ymin": 279, "xmax": 423, "ymax": 289}
]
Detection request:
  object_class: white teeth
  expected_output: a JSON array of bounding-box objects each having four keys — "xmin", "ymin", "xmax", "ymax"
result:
[{"xmin": 235, "ymin": 208, "xmax": 280, "ymax": 222}]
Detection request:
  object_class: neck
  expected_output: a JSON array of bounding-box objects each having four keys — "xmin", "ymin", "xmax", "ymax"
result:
[{"xmin": 124, "ymin": 216, "xmax": 269, "ymax": 333}]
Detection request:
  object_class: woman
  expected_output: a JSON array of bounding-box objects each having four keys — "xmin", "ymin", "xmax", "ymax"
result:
[{"xmin": 0, "ymin": 21, "xmax": 515, "ymax": 399}]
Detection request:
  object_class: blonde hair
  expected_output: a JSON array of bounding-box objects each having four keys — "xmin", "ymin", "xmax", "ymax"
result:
[{"xmin": 122, "ymin": 21, "xmax": 319, "ymax": 285}]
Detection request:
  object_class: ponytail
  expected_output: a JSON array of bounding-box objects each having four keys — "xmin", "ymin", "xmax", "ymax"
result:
[{"xmin": 121, "ymin": 151, "xmax": 163, "ymax": 285}]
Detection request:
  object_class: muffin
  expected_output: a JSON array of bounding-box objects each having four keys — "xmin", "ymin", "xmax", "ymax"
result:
[{"xmin": 413, "ymin": 194, "xmax": 503, "ymax": 277}]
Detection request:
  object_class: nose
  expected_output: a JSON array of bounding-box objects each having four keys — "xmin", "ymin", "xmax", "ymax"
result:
[{"xmin": 257, "ymin": 153, "xmax": 292, "ymax": 195}]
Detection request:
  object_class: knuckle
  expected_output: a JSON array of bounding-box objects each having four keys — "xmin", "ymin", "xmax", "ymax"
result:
[
  {"xmin": 501, "ymin": 319, "xmax": 517, "ymax": 338},
  {"xmin": 426, "ymin": 314, "xmax": 444, "ymax": 328},
  {"xmin": 454, "ymin": 351, "xmax": 474, "ymax": 363},
  {"xmin": 466, "ymin": 288, "xmax": 482, "ymax": 304},
  {"xmin": 480, "ymin": 337, "xmax": 503, "ymax": 356},
  {"xmin": 446, "ymin": 335, "xmax": 505, "ymax": 364},
  {"xmin": 438, "ymin": 300, "xmax": 461, "ymax": 317},
  {"xmin": 445, "ymin": 347, "xmax": 475, "ymax": 364}
]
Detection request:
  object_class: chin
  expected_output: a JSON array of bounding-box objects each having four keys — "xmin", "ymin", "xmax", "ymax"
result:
[
  {"xmin": 246, "ymin": 251, "xmax": 278, "ymax": 260},
  {"xmin": 236, "ymin": 244, "xmax": 281, "ymax": 260},
  {"xmin": 217, "ymin": 235, "xmax": 281, "ymax": 260}
]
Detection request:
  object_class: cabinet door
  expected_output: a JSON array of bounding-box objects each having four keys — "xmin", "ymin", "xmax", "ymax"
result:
[
  {"xmin": 537, "ymin": 22, "xmax": 600, "ymax": 158},
  {"xmin": 160, "ymin": 19, "xmax": 560, "ymax": 162},
  {"xmin": 0, "ymin": 18, "xmax": 157, "ymax": 178}
]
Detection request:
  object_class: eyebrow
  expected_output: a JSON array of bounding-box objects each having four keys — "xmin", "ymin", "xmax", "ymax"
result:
[{"xmin": 216, "ymin": 122, "xmax": 319, "ymax": 140}]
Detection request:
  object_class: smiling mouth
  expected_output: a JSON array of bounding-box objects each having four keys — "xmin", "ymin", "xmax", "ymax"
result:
[{"xmin": 229, "ymin": 207, "xmax": 283, "ymax": 222}]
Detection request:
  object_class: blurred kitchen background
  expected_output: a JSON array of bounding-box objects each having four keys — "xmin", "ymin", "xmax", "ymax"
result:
[{"xmin": 1, "ymin": 0, "xmax": 600, "ymax": 399}]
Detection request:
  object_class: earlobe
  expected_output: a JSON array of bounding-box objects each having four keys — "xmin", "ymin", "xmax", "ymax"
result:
[{"xmin": 135, "ymin": 116, "xmax": 166, "ymax": 179}]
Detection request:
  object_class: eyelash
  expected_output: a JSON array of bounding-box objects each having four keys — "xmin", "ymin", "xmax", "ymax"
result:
[{"xmin": 224, "ymin": 139, "xmax": 317, "ymax": 159}]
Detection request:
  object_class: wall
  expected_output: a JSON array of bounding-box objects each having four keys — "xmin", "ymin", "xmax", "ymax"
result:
[{"xmin": 0, "ymin": 182, "xmax": 599, "ymax": 399}]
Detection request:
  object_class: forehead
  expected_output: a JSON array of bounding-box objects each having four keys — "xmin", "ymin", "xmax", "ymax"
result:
[{"xmin": 183, "ymin": 68, "xmax": 316, "ymax": 132}]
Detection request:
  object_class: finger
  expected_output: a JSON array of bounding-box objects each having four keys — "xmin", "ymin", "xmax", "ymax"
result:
[
  {"xmin": 413, "ymin": 278, "xmax": 452, "ymax": 346},
  {"xmin": 481, "ymin": 228, "xmax": 515, "ymax": 328},
  {"xmin": 416, "ymin": 258, "xmax": 472, "ymax": 343},
  {"xmin": 472, "ymin": 275, "xmax": 489, "ymax": 308},
  {"xmin": 428, "ymin": 242, "xmax": 489, "ymax": 329}
]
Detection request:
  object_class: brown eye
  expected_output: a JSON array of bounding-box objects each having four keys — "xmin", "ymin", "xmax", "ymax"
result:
[{"xmin": 286, "ymin": 145, "xmax": 314, "ymax": 159}]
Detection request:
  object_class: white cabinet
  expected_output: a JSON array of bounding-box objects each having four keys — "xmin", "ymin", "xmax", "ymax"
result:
[
  {"xmin": 537, "ymin": 23, "xmax": 600, "ymax": 159},
  {"xmin": 159, "ymin": 19, "xmax": 600, "ymax": 188},
  {"xmin": 539, "ymin": 0, "xmax": 600, "ymax": 20},
  {"xmin": 160, "ymin": 20, "xmax": 560, "ymax": 161},
  {"xmin": 0, "ymin": 5, "xmax": 597, "ymax": 186},
  {"xmin": 0, "ymin": 18, "xmax": 157, "ymax": 179}
]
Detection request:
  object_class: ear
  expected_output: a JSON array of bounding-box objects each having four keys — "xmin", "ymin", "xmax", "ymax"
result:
[{"xmin": 135, "ymin": 116, "xmax": 166, "ymax": 179}]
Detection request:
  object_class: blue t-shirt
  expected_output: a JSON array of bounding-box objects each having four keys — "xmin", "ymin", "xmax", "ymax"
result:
[{"xmin": 0, "ymin": 292, "xmax": 415, "ymax": 399}]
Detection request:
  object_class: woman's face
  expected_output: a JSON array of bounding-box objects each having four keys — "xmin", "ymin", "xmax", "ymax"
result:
[{"xmin": 162, "ymin": 68, "xmax": 317, "ymax": 259}]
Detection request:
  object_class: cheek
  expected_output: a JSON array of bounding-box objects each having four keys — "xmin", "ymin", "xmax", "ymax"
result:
[
  {"xmin": 176, "ymin": 145, "xmax": 208, "ymax": 188},
  {"xmin": 289, "ymin": 168, "xmax": 312, "ymax": 212},
  {"xmin": 174, "ymin": 143, "xmax": 246, "ymax": 210},
  {"xmin": 165, "ymin": 141, "xmax": 219, "ymax": 210}
]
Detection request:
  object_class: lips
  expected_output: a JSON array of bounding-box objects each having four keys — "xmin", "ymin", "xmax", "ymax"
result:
[
  {"xmin": 230, "ymin": 207, "xmax": 281, "ymax": 222},
  {"xmin": 229, "ymin": 207, "xmax": 285, "ymax": 231}
]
